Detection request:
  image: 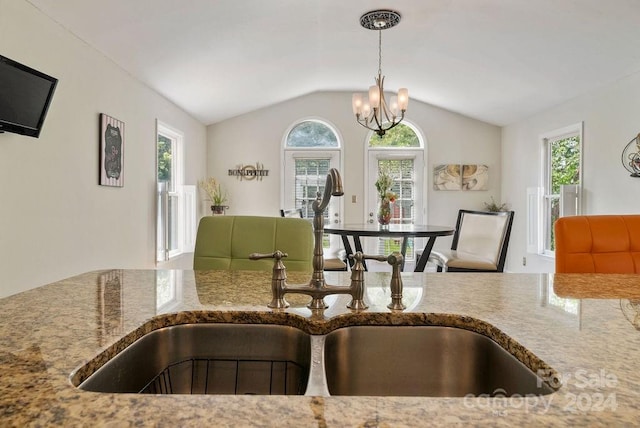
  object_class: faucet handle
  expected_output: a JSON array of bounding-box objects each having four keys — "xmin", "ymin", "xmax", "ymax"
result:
[
  {"xmin": 348, "ymin": 252, "xmax": 365, "ymax": 271},
  {"xmin": 386, "ymin": 252, "xmax": 404, "ymax": 268},
  {"xmin": 364, "ymin": 254, "xmax": 389, "ymax": 263},
  {"xmin": 250, "ymin": 251, "xmax": 290, "ymax": 310},
  {"xmin": 347, "ymin": 252, "xmax": 368, "ymax": 311},
  {"xmin": 386, "ymin": 251, "xmax": 406, "ymax": 311},
  {"xmin": 249, "ymin": 250, "xmax": 288, "ymax": 261},
  {"xmin": 250, "ymin": 250, "xmax": 288, "ymax": 282},
  {"xmin": 348, "ymin": 252, "xmax": 387, "ymax": 271}
]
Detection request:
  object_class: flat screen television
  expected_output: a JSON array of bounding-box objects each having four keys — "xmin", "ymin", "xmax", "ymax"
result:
[{"xmin": 0, "ymin": 54, "xmax": 58, "ymax": 138}]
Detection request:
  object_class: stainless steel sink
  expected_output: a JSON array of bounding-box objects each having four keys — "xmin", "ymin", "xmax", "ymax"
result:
[
  {"xmin": 78, "ymin": 324, "xmax": 311, "ymax": 395},
  {"xmin": 77, "ymin": 323, "xmax": 555, "ymax": 397},
  {"xmin": 323, "ymin": 326, "xmax": 554, "ymax": 397}
]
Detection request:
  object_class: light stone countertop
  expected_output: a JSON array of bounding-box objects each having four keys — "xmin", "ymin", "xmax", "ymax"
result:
[{"xmin": 1, "ymin": 269, "xmax": 639, "ymax": 427}]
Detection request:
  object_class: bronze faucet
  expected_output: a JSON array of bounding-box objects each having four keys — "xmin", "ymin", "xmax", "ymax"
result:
[
  {"xmin": 251, "ymin": 168, "xmax": 405, "ymax": 311},
  {"xmin": 252, "ymin": 168, "xmax": 363, "ymax": 310}
]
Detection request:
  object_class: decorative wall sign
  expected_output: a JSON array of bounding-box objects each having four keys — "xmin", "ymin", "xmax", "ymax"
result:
[
  {"xmin": 462, "ymin": 164, "xmax": 489, "ymax": 191},
  {"xmin": 229, "ymin": 162, "xmax": 269, "ymax": 181},
  {"xmin": 99, "ymin": 114, "xmax": 124, "ymax": 187}
]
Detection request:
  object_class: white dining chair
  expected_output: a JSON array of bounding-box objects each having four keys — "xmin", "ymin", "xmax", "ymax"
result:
[{"xmin": 428, "ymin": 209, "xmax": 514, "ymax": 272}]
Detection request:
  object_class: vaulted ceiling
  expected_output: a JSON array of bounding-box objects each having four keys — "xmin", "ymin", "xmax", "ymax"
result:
[{"xmin": 27, "ymin": 0, "xmax": 640, "ymax": 126}]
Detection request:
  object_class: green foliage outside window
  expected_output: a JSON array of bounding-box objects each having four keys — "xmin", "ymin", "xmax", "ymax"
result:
[
  {"xmin": 157, "ymin": 135, "xmax": 172, "ymax": 183},
  {"xmin": 287, "ymin": 121, "xmax": 338, "ymax": 147},
  {"xmin": 550, "ymin": 136, "xmax": 580, "ymax": 193},
  {"xmin": 369, "ymin": 123, "xmax": 420, "ymax": 147},
  {"xmin": 547, "ymin": 135, "xmax": 581, "ymax": 252}
]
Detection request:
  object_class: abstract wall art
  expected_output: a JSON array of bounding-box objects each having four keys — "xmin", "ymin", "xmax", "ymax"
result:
[
  {"xmin": 433, "ymin": 164, "xmax": 461, "ymax": 190},
  {"xmin": 462, "ymin": 164, "xmax": 489, "ymax": 191}
]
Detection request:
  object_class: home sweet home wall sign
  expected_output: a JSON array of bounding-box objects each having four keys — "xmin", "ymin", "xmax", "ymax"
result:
[{"xmin": 228, "ymin": 162, "xmax": 269, "ymax": 181}]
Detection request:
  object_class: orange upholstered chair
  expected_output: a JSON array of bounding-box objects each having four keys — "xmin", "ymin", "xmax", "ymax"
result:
[{"xmin": 554, "ymin": 215, "xmax": 640, "ymax": 273}]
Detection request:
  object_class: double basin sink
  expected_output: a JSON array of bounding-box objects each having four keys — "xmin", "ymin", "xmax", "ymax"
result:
[{"xmin": 77, "ymin": 322, "xmax": 556, "ymax": 397}]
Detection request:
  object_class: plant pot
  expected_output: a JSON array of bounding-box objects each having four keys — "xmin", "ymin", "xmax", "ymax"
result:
[{"xmin": 211, "ymin": 205, "xmax": 227, "ymax": 215}]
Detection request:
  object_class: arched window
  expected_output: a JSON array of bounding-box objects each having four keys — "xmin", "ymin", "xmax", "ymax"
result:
[{"xmin": 286, "ymin": 120, "xmax": 339, "ymax": 148}]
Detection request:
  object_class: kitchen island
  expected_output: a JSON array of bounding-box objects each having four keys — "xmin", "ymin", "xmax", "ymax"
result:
[{"xmin": 1, "ymin": 269, "xmax": 639, "ymax": 426}]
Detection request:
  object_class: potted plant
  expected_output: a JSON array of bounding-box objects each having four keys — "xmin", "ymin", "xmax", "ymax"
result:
[
  {"xmin": 198, "ymin": 177, "xmax": 228, "ymax": 215},
  {"xmin": 484, "ymin": 196, "xmax": 509, "ymax": 212}
]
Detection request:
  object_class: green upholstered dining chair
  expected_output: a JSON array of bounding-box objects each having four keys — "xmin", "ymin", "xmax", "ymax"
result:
[{"xmin": 193, "ymin": 215, "xmax": 314, "ymax": 272}]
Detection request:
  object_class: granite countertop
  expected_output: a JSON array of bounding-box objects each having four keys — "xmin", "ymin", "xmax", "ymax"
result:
[{"xmin": 1, "ymin": 269, "xmax": 639, "ymax": 426}]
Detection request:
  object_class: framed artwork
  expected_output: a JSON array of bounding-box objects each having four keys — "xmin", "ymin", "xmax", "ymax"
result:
[
  {"xmin": 462, "ymin": 164, "xmax": 489, "ymax": 191},
  {"xmin": 433, "ymin": 164, "xmax": 461, "ymax": 190},
  {"xmin": 99, "ymin": 113, "xmax": 124, "ymax": 187}
]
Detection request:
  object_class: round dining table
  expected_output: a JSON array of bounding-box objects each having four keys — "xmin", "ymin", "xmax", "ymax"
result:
[{"xmin": 324, "ymin": 223, "xmax": 455, "ymax": 272}]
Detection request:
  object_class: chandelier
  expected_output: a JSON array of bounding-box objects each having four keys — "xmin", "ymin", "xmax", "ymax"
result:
[{"xmin": 352, "ymin": 10, "xmax": 408, "ymax": 138}]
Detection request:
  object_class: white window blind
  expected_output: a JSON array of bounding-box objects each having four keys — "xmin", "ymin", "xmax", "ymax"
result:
[{"xmin": 294, "ymin": 158, "xmax": 330, "ymax": 220}]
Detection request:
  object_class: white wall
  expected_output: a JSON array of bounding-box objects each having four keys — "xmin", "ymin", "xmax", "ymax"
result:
[
  {"xmin": 502, "ymin": 71, "xmax": 640, "ymax": 273},
  {"xmin": 207, "ymin": 91, "xmax": 501, "ymax": 250},
  {"xmin": 0, "ymin": 0, "xmax": 207, "ymax": 297}
]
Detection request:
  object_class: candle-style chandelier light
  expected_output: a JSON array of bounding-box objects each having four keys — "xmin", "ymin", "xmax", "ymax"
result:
[{"xmin": 352, "ymin": 10, "xmax": 408, "ymax": 138}]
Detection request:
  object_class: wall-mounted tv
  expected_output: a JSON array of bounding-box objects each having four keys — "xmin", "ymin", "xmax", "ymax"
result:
[{"xmin": 0, "ymin": 54, "xmax": 58, "ymax": 138}]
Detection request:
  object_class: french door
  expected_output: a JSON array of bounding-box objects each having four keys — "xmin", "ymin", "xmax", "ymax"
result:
[
  {"xmin": 365, "ymin": 150, "xmax": 424, "ymax": 266},
  {"xmin": 283, "ymin": 151, "xmax": 342, "ymax": 252}
]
